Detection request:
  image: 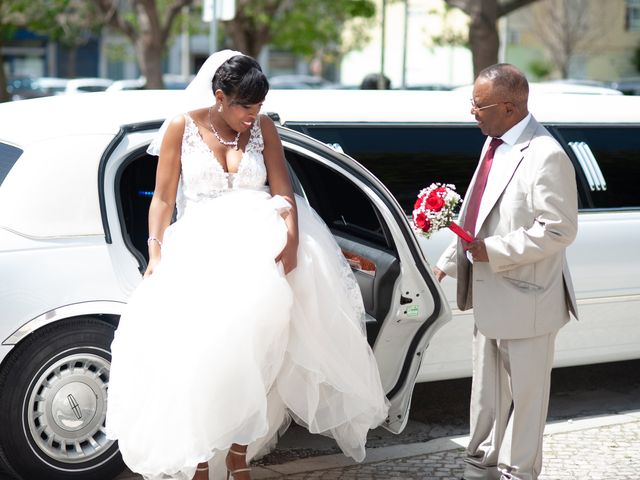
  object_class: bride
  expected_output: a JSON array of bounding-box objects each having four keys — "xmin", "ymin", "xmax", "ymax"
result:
[{"xmin": 105, "ymin": 50, "xmax": 389, "ymax": 480}]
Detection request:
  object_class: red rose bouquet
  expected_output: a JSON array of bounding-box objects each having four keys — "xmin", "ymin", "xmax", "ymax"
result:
[{"xmin": 412, "ymin": 183, "xmax": 473, "ymax": 242}]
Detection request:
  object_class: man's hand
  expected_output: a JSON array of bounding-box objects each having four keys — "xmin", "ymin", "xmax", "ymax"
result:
[
  {"xmin": 433, "ymin": 266, "xmax": 446, "ymax": 282},
  {"xmin": 465, "ymin": 239, "xmax": 489, "ymax": 262}
]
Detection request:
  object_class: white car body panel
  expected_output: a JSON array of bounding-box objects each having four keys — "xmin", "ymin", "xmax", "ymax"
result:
[
  {"xmin": 0, "ymin": 136, "xmax": 112, "ymax": 237},
  {"xmin": 0, "ymin": 232, "xmax": 127, "ymax": 356},
  {"xmin": 259, "ymin": 89, "xmax": 640, "ymax": 383},
  {"xmin": 415, "ymin": 210, "xmax": 640, "ymax": 382}
]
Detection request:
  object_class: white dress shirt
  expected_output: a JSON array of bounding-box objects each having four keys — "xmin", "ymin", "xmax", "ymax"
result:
[{"xmin": 475, "ymin": 113, "xmax": 532, "ymax": 235}]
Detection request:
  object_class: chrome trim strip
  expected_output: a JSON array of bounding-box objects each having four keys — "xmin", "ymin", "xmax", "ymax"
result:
[
  {"xmin": 3, "ymin": 301, "xmax": 125, "ymax": 346},
  {"xmin": 576, "ymin": 142, "xmax": 603, "ymax": 191},
  {"xmin": 581, "ymin": 142, "xmax": 607, "ymax": 190},
  {"xmin": 569, "ymin": 141, "xmax": 597, "ymax": 191}
]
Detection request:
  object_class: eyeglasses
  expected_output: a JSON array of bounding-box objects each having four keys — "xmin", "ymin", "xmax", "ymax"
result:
[{"xmin": 470, "ymin": 98, "xmax": 500, "ymax": 112}]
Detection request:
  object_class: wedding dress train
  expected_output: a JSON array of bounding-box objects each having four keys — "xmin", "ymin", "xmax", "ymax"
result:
[{"xmin": 106, "ymin": 115, "xmax": 389, "ymax": 480}]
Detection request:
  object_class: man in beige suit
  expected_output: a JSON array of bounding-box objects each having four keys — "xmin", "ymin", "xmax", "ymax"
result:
[{"xmin": 434, "ymin": 64, "xmax": 578, "ymax": 480}]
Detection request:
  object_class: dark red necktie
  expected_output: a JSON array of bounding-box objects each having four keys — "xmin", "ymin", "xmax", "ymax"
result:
[{"xmin": 462, "ymin": 137, "xmax": 503, "ymax": 238}]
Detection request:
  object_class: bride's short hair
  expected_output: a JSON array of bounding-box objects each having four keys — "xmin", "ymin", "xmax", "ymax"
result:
[{"xmin": 212, "ymin": 55, "xmax": 269, "ymax": 106}]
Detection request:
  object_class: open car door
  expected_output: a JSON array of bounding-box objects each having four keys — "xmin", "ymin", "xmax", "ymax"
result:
[
  {"xmin": 279, "ymin": 128, "xmax": 452, "ymax": 433},
  {"xmin": 109, "ymin": 123, "xmax": 453, "ymax": 436}
]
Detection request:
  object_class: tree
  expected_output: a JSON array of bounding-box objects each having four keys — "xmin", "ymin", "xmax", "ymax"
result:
[
  {"xmin": 0, "ymin": 0, "xmax": 67, "ymax": 101},
  {"xmin": 530, "ymin": 0, "xmax": 612, "ymax": 79},
  {"xmin": 221, "ymin": 0, "xmax": 376, "ymax": 61},
  {"xmin": 443, "ymin": 0, "xmax": 540, "ymax": 78},
  {"xmin": 49, "ymin": 0, "xmax": 104, "ymax": 78},
  {"xmin": 93, "ymin": 0, "xmax": 195, "ymax": 88}
]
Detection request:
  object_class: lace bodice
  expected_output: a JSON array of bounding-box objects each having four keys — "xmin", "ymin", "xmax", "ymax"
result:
[{"xmin": 176, "ymin": 114, "xmax": 267, "ymax": 216}]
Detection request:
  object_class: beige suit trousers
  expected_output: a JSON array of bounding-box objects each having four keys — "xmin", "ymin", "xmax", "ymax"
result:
[{"xmin": 463, "ymin": 327, "xmax": 558, "ymax": 480}]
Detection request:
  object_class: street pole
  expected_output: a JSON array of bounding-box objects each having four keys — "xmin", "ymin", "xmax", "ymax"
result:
[
  {"xmin": 181, "ymin": 6, "xmax": 190, "ymax": 76},
  {"xmin": 401, "ymin": 0, "xmax": 409, "ymax": 89},
  {"xmin": 209, "ymin": 0, "xmax": 218, "ymax": 53},
  {"xmin": 379, "ymin": 0, "xmax": 387, "ymax": 89}
]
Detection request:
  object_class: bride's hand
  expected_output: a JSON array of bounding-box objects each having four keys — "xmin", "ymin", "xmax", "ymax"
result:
[
  {"xmin": 144, "ymin": 257, "xmax": 161, "ymax": 278},
  {"xmin": 276, "ymin": 238, "xmax": 298, "ymax": 274}
]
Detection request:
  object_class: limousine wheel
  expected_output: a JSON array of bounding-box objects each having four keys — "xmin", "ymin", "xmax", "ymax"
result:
[{"xmin": 0, "ymin": 317, "xmax": 124, "ymax": 480}]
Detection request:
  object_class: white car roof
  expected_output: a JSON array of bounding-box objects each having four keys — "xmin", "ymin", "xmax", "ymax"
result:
[
  {"xmin": 263, "ymin": 89, "xmax": 640, "ymax": 124},
  {"xmin": 2, "ymin": 88, "xmax": 639, "ymax": 147},
  {"xmin": 0, "ymin": 90, "xmax": 184, "ymax": 146},
  {"xmin": 1, "ymin": 89, "xmax": 638, "ymax": 239}
]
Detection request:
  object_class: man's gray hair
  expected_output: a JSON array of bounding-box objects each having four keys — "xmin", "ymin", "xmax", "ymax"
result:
[{"xmin": 477, "ymin": 64, "xmax": 529, "ymax": 104}]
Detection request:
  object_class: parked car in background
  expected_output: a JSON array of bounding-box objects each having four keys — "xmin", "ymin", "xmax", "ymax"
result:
[
  {"xmin": 106, "ymin": 74, "xmax": 193, "ymax": 92},
  {"xmin": 106, "ymin": 78, "xmax": 146, "ymax": 91},
  {"xmin": 454, "ymin": 81, "xmax": 623, "ymax": 96},
  {"xmin": 36, "ymin": 77, "xmax": 69, "ymax": 96},
  {"xmin": 64, "ymin": 77, "xmax": 113, "ymax": 94},
  {"xmin": 269, "ymin": 74, "xmax": 338, "ymax": 89},
  {"xmin": 262, "ymin": 88, "xmax": 640, "ymax": 382},
  {"xmin": 609, "ymin": 77, "xmax": 640, "ymax": 95},
  {"xmin": 0, "ymin": 90, "xmax": 449, "ymax": 479},
  {"xmin": 6, "ymin": 76, "xmax": 46, "ymax": 100}
]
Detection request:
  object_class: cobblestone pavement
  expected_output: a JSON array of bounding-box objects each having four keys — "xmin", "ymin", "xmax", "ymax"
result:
[
  {"xmin": 250, "ymin": 411, "xmax": 640, "ymax": 480},
  {"xmin": 115, "ymin": 411, "xmax": 640, "ymax": 480}
]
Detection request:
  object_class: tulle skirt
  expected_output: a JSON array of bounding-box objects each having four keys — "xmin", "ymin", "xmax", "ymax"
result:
[{"xmin": 106, "ymin": 189, "xmax": 389, "ymax": 480}]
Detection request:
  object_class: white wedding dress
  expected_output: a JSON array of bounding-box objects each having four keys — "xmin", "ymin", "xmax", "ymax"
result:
[{"xmin": 106, "ymin": 114, "xmax": 390, "ymax": 480}]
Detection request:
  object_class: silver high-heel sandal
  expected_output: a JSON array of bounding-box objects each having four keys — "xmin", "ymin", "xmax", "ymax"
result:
[{"xmin": 226, "ymin": 448, "xmax": 251, "ymax": 479}]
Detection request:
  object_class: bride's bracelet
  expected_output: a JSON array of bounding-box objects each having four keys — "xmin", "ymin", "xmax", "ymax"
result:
[{"xmin": 147, "ymin": 236, "xmax": 163, "ymax": 248}]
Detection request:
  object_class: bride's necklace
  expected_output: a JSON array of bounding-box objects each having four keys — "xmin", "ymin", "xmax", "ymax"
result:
[{"xmin": 209, "ymin": 106, "xmax": 240, "ymax": 150}]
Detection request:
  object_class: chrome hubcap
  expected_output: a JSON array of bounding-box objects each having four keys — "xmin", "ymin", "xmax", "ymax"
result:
[{"xmin": 27, "ymin": 350, "xmax": 113, "ymax": 463}]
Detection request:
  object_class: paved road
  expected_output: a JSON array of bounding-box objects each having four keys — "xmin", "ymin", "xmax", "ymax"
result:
[
  {"xmin": 248, "ymin": 411, "xmax": 640, "ymax": 479},
  {"xmin": 113, "ymin": 358, "xmax": 640, "ymax": 480},
  {"xmin": 3, "ymin": 359, "xmax": 637, "ymax": 479},
  {"xmin": 114, "ymin": 410, "xmax": 640, "ymax": 479}
]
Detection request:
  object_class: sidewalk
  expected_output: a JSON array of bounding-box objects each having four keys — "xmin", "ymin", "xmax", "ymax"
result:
[
  {"xmin": 115, "ymin": 410, "xmax": 640, "ymax": 479},
  {"xmin": 250, "ymin": 410, "xmax": 640, "ymax": 479}
]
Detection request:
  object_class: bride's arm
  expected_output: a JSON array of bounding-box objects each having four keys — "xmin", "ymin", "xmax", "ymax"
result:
[
  {"xmin": 261, "ymin": 114, "xmax": 299, "ymax": 274},
  {"xmin": 145, "ymin": 116, "xmax": 184, "ymax": 277}
]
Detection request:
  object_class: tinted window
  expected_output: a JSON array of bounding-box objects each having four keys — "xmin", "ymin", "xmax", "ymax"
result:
[
  {"xmin": 286, "ymin": 124, "xmax": 485, "ymax": 213},
  {"xmin": 286, "ymin": 149, "xmax": 391, "ymax": 249},
  {"xmin": 556, "ymin": 126, "xmax": 640, "ymax": 209},
  {"xmin": 0, "ymin": 143, "xmax": 23, "ymax": 186}
]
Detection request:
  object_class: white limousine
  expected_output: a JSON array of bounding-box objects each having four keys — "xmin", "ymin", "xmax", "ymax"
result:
[
  {"xmin": 0, "ymin": 88, "xmax": 638, "ymax": 479},
  {"xmin": 261, "ymin": 88, "xmax": 640, "ymax": 382}
]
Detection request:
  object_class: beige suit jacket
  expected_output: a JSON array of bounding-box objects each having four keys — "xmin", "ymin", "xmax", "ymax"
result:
[{"xmin": 437, "ymin": 116, "xmax": 578, "ymax": 339}]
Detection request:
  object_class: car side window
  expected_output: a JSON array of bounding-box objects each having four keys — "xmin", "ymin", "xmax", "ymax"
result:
[
  {"xmin": 285, "ymin": 124, "xmax": 485, "ymax": 214},
  {"xmin": 555, "ymin": 126, "xmax": 640, "ymax": 209},
  {"xmin": 0, "ymin": 142, "xmax": 23, "ymax": 186},
  {"xmin": 285, "ymin": 148, "xmax": 392, "ymax": 249}
]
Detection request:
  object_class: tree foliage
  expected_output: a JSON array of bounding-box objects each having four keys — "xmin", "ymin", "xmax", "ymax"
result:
[
  {"xmin": 93, "ymin": 0, "xmax": 195, "ymax": 88},
  {"xmin": 0, "ymin": 0, "xmax": 68, "ymax": 101},
  {"xmin": 221, "ymin": 0, "xmax": 376, "ymax": 60},
  {"xmin": 44, "ymin": 0, "xmax": 105, "ymax": 77},
  {"xmin": 443, "ymin": 0, "xmax": 541, "ymax": 78},
  {"xmin": 531, "ymin": 0, "xmax": 612, "ymax": 79},
  {"xmin": 428, "ymin": 3, "xmax": 469, "ymax": 48}
]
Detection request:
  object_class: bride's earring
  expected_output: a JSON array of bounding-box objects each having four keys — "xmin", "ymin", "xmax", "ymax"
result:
[{"xmin": 217, "ymin": 103, "xmax": 223, "ymax": 113}]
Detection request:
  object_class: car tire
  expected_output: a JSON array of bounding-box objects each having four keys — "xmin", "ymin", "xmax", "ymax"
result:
[{"xmin": 0, "ymin": 317, "xmax": 125, "ymax": 480}]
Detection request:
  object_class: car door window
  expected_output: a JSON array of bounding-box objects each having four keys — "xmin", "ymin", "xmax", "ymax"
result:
[
  {"xmin": 555, "ymin": 126, "xmax": 640, "ymax": 209},
  {"xmin": 285, "ymin": 124, "xmax": 485, "ymax": 213},
  {"xmin": 285, "ymin": 148, "xmax": 401, "ymax": 344},
  {"xmin": 0, "ymin": 142, "xmax": 23, "ymax": 186}
]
